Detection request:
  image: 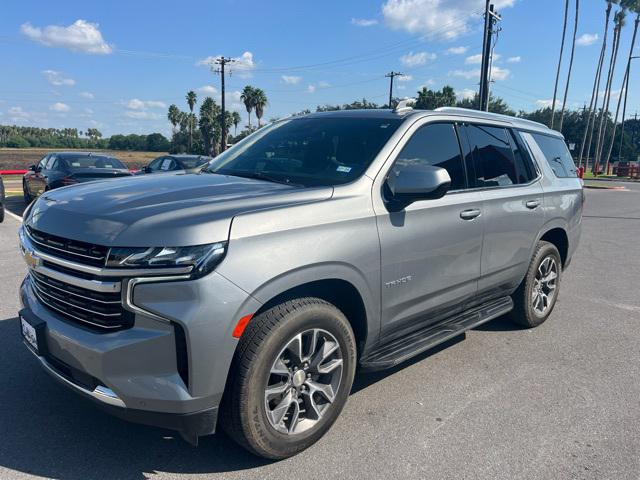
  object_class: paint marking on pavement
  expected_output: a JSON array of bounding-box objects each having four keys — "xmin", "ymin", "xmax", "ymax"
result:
[{"xmin": 4, "ymin": 209, "xmax": 23, "ymax": 223}]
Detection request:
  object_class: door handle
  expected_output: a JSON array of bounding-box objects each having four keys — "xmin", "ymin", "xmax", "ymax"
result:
[
  {"xmin": 525, "ymin": 200, "xmax": 540, "ymax": 209},
  {"xmin": 460, "ymin": 209, "xmax": 481, "ymax": 220}
]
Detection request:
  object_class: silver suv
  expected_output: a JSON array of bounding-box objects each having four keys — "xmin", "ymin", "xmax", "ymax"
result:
[{"xmin": 18, "ymin": 106, "xmax": 582, "ymax": 458}]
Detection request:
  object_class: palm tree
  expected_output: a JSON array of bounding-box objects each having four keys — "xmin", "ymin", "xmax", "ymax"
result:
[
  {"xmin": 241, "ymin": 86, "xmax": 255, "ymax": 129},
  {"xmin": 199, "ymin": 97, "xmax": 220, "ymax": 156},
  {"xmin": 594, "ymin": 8, "xmax": 626, "ymax": 173},
  {"xmin": 231, "ymin": 111, "xmax": 241, "ymax": 137},
  {"xmin": 252, "ymin": 88, "xmax": 268, "ymax": 128},
  {"xmin": 551, "ymin": 0, "xmax": 570, "ymax": 129},
  {"xmin": 604, "ymin": 0, "xmax": 638, "ymax": 169},
  {"xmin": 559, "ymin": 0, "xmax": 580, "ymax": 132},
  {"xmin": 186, "ymin": 91, "xmax": 197, "ymax": 152},
  {"xmin": 579, "ymin": 0, "xmax": 618, "ymax": 169},
  {"xmin": 168, "ymin": 104, "xmax": 180, "ymax": 134}
]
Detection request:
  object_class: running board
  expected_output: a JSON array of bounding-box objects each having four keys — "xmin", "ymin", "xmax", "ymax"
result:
[{"xmin": 360, "ymin": 296, "xmax": 513, "ymax": 371}]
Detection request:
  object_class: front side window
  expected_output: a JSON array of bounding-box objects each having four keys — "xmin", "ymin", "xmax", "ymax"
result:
[
  {"xmin": 465, "ymin": 124, "xmax": 520, "ymax": 187},
  {"xmin": 393, "ymin": 123, "xmax": 466, "ymax": 190},
  {"xmin": 207, "ymin": 117, "xmax": 403, "ymax": 187},
  {"xmin": 62, "ymin": 156, "xmax": 126, "ymax": 170},
  {"xmin": 530, "ymin": 133, "xmax": 577, "ymax": 178}
]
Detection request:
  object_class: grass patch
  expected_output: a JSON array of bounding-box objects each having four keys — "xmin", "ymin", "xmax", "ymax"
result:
[{"xmin": 0, "ymin": 148, "xmax": 163, "ymax": 170}]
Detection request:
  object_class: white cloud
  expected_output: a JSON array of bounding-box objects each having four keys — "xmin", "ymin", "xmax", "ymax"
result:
[
  {"xmin": 318, "ymin": 81, "xmax": 331, "ymax": 88},
  {"xmin": 84, "ymin": 107, "xmax": 94, "ymax": 114},
  {"xmin": 21, "ymin": 19, "xmax": 113, "ymax": 54},
  {"xmin": 79, "ymin": 91, "xmax": 94, "ymax": 99},
  {"xmin": 397, "ymin": 84, "xmax": 407, "ymax": 90},
  {"xmin": 197, "ymin": 51, "xmax": 256, "ymax": 78},
  {"xmin": 465, "ymin": 53, "xmax": 500, "ymax": 64},
  {"xmin": 281, "ymin": 75, "xmax": 302, "ymax": 85},
  {"xmin": 8, "ymin": 106, "xmax": 32, "ymax": 122},
  {"xmin": 50, "ymin": 102, "xmax": 70, "ymax": 112},
  {"xmin": 126, "ymin": 99, "xmax": 166, "ymax": 110},
  {"xmin": 351, "ymin": 18, "xmax": 378, "ymax": 27},
  {"xmin": 383, "ymin": 0, "xmax": 515, "ymax": 40},
  {"xmin": 307, "ymin": 84, "xmax": 317, "ymax": 93},
  {"xmin": 197, "ymin": 85, "xmax": 218, "ymax": 95},
  {"xmin": 125, "ymin": 110, "xmax": 161, "ymax": 120},
  {"xmin": 577, "ymin": 33, "xmax": 599, "ymax": 46},
  {"xmin": 491, "ymin": 66, "xmax": 510, "ymax": 81},
  {"xmin": 42, "ymin": 70, "xmax": 75, "ymax": 86},
  {"xmin": 507, "ymin": 56, "xmax": 521, "ymax": 63},
  {"xmin": 457, "ymin": 88, "xmax": 476, "ymax": 100},
  {"xmin": 418, "ymin": 78, "xmax": 436, "ymax": 89},
  {"xmin": 451, "ymin": 68, "xmax": 480, "ymax": 80},
  {"xmin": 398, "ymin": 74, "xmax": 414, "ymax": 82},
  {"xmin": 446, "ymin": 46, "xmax": 468, "ymax": 55},
  {"xmin": 400, "ymin": 51, "xmax": 436, "ymax": 67},
  {"xmin": 536, "ymin": 99, "xmax": 553, "ymax": 108}
]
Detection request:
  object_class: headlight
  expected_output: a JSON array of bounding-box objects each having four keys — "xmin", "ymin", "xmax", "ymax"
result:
[{"xmin": 107, "ymin": 242, "xmax": 227, "ymax": 278}]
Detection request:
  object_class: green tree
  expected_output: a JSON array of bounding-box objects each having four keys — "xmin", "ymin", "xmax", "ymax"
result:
[
  {"xmin": 252, "ymin": 88, "xmax": 268, "ymax": 127},
  {"xmin": 414, "ymin": 86, "xmax": 457, "ymax": 110},
  {"xmin": 168, "ymin": 104, "xmax": 181, "ymax": 134},
  {"xmin": 199, "ymin": 97, "xmax": 221, "ymax": 156},
  {"xmin": 186, "ymin": 91, "xmax": 197, "ymax": 152},
  {"xmin": 231, "ymin": 111, "xmax": 241, "ymax": 136},
  {"xmin": 241, "ymin": 86, "xmax": 255, "ymax": 129}
]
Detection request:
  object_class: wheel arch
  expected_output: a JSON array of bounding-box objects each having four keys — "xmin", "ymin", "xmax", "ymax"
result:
[{"xmin": 538, "ymin": 225, "xmax": 569, "ymax": 268}]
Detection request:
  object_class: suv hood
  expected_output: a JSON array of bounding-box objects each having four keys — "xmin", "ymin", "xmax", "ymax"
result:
[{"xmin": 27, "ymin": 173, "xmax": 332, "ymax": 247}]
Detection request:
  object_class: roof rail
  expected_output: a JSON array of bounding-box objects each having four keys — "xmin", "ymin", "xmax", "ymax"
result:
[
  {"xmin": 393, "ymin": 98, "xmax": 417, "ymax": 113},
  {"xmin": 434, "ymin": 107, "xmax": 549, "ymax": 131}
]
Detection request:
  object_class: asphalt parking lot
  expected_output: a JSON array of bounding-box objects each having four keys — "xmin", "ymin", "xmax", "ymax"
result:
[{"xmin": 0, "ymin": 184, "xmax": 638, "ymax": 480}]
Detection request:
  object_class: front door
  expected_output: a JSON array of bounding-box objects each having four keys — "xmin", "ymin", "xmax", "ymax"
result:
[{"xmin": 373, "ymin": 121, "xmax": 484, "ymax": 339}]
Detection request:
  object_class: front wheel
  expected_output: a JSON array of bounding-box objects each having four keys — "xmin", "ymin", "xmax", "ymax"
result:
[
  {"xmin": 221, "ymin": 297, "xmax": 357, "ymax": 459},
  {"xmin": 23, "ymin": 181, "xmax": 32, "ymax": 204},
  {"xmin": 510, "ymin": 241, "xmax": 562, "ymax": 328}
]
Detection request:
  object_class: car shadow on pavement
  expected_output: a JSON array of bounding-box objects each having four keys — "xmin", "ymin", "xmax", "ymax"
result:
[
  {"xmin": 0, "ymin": 316, "xmax": 272, "ymax": 480},
  {"xmin": 4, "ymin": 196, "xmax": 27, "ymax": 218}
]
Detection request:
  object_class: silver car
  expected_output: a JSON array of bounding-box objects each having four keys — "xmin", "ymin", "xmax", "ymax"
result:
[{"xmin": 18, "ymin": 106, "xmax": 582, "ymax": 458}]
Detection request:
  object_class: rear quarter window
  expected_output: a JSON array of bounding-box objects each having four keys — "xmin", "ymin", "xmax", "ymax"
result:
[{"xmin": 530, "ymin": 133, "xmax": 577, "ymax": 178}]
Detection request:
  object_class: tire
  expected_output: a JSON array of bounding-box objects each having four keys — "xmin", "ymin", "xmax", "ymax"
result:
[
  {"xmin": 0, "ymin": 202, "xmax": 4, "ymax": 223},
  {"xmin": 509, "ymin": 241, "xmax": 562, "ymax": 328},
  {"xmin": 221, "ymin": 297, "xmax": 357, "ymax": 459}
]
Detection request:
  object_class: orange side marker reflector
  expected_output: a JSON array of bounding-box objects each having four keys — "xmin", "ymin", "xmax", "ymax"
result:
[{"xmin": 232, "ymin": 314, "xmax": 254, "ymax": 338}]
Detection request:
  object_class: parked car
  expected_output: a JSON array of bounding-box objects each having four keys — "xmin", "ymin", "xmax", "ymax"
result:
[
  {"xmin": 138, "ymin": 154, "xmax": 213, "ymax": 175},
  {"xmin": 22, "ymin": 152, "xmax": 132, "ymax": 202},
  {"xmin": 0, "ymin": 176, "xmax": 5, "ymax": 222},
  {"xmin": 18, "ymin": 106, "xmax": 582, "ymax": 459}
]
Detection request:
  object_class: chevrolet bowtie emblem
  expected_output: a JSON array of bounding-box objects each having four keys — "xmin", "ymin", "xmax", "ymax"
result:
[{"xmin": 22, "ymin": 248, "xmax": 42, "ymax": 269}]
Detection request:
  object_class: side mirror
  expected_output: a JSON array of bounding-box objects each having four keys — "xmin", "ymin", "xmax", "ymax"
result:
[
  {"xmin": 385, "ymin": 165, "xmax": 451, "ymax": 210},
  {"xmin": 143, "ymin": 166, "xmax": 151, "ymax": 173},
  {"xmin": 29, "ymin": 165, "xmax": 38, "ymax": 172}
]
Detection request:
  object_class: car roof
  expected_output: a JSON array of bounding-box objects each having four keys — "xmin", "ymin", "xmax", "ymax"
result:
[
  {"xmin": 297, "ymin": 107, "xmax": 558, "ymax": 137},
  {"xmin": 49, "ymin": 151, "xmax": 120, "ymax": 159}
]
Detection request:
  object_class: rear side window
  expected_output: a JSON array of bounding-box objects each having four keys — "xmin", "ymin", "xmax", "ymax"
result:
[
  {"xmin": 530, "ymin": 133, "xmax": 577, "ymax": 178},
  {"xmin": 465, "ymin": 124, "xmax": 524, "ymax": 187},
  {"xmin": 394, "ymin": 123, "xmax": 466, "ymax": 190}
]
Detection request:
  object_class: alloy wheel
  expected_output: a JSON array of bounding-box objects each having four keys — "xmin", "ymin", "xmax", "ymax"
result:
[
  {"xmin": 264, "ymin": 328, "xmax": 343, "ymax": 435},
  {"xmin": 532, "ymin": 256, "xmax": 558, "ymax": 315}
]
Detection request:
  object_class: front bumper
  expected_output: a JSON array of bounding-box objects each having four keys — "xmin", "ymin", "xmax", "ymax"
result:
[{"xmin": 19, "ymin": 269, "xmax": 260, "ymax": 438}]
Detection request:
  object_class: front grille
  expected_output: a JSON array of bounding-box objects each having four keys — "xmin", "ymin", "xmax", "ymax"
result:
[
  {"xmin": 26, "ymin": 226, "xmax": 108, "ymax": 267},
  {"xmin": 30, "ymin": 271, "xmax": 131, "ymax": 330}
]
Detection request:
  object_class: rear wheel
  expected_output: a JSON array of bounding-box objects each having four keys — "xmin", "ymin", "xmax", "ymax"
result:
[
  {"xmin": 510, "ymin": 241, "xmax": 561, "ymax": 328},
  {"xmin": 221, "ymin": 297, "xmax": 357, "ymax": 459},
  {"xmin": 0, "ymin": 201, "xmax": 4, "ymax": 223}
]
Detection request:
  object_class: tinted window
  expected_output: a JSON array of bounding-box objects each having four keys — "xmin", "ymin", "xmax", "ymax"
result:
[
  {"xmin": 207, "ymin": 117, "xmax": 402, "ymax": 187},
  {"xmin": 147, "ymin": 157, "xmax": 164, "ymax": 171},
  {"xmin": 45, "ymin": 156, "xmax": 57, "ymax": 169},
  {"xmin": 394, "ymin": 123, "xmax": 466, "ymax": 190},
  {"xmin": 178, "ymin": 156, "xmax": 210, "ymax": 169},
  {"xmin": 465, "ymin": 124, "xmax": 519, "ymax": 187},
  {"xmin": 37, "ymin": 156, "xmax": 49, "ymax": 169},
  {"xmin": 509, "ymin": 130, "xmax": 536, "ymax": 183},
  {"xmin": 61, "ymin": 156, "xmax": 126, "ymax": 170},
  {"xmin": 530, "ymin": 133, "xmax": 577, "ymax": 178}
]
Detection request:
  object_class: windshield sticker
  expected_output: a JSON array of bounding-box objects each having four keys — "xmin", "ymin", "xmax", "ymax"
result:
[
  {"xmin": 336, "ymin": 166, "xmax": 352, "ymax": 173},
  {"xmin": 161, "ymin": 159, "xmax": 172, "ymax": 170}
]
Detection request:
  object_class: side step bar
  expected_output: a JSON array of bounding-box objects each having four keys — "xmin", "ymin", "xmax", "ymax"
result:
[{"xmin": 360, "ymin": 296, "xmax": 513, "ymax": 371}]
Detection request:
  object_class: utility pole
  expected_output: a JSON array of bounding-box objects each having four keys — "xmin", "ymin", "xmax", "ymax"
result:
[
  {"xmin": 479, "ymin": 1, "xmax": 501, "ymax": 111},
  {"xmin": 385, "ymin": 71, "xmax": 403, "ymax": 108},
  {"xmin": 214, "ymin": 56, "xmax": 236, "ymax": 153}
]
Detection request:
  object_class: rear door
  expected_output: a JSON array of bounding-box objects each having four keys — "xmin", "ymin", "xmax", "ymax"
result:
[
  {"xmin": 31, "ymin": 155, "xmax": 53, "ymax": 196},
  {"xmin": 373, "ymin": 120, "xmax": 485, "ymax": 338},
  {"xmin": 460, "ymin": 123, "xmax": 544, "ymax": 302}
]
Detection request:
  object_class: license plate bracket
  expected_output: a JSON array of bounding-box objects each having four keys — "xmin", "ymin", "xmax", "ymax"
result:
[{"xmin": 19, "ymin": 308, "xmax": 48, "ymax": 355}]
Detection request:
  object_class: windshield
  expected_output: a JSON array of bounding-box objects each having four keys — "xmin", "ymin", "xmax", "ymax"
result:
[
  {"xmin": 62, "ymin": 156, "xmax": 126, "ymax": 170},
  {"xmin": 179, "ymin": 156, "xmax": 210, "ymax": 169},
  {"xmin": 206, "ymin": 117, "xmax": 402, "ymax": 187}
]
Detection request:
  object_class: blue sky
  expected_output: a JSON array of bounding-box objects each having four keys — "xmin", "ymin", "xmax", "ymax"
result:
[{"xmin": 1, "ymin": 0, "xmax": 638, "ymax": 137}]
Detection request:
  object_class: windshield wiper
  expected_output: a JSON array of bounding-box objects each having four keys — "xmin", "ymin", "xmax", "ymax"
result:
[{"xmin": 222, "ymin": 171, "xmax": 303, "ymax": 187}]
